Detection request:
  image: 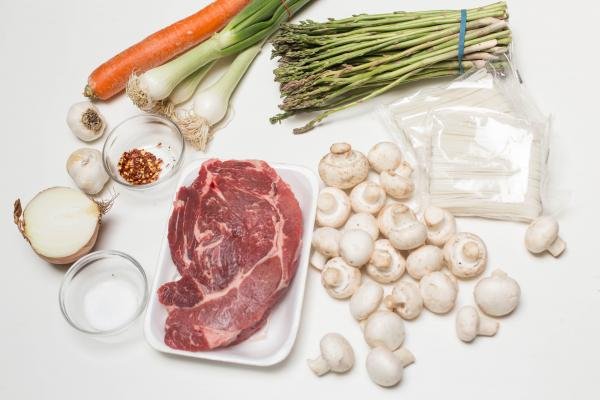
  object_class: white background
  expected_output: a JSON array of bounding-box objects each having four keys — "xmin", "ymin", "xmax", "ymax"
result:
[{"xmin": 1, "ymin": 1, "xmax": 599, "ymax": 399}]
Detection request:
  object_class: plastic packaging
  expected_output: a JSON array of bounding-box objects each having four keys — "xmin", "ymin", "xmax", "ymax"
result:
[{"xmin": 382, "ymin": 58, "xmax": 550, "ymax": 222}]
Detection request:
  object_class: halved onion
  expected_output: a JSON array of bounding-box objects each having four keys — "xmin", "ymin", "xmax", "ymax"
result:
[{"xmin": 14, "ymin": 187, "xmax": 111, "ymax": 264}]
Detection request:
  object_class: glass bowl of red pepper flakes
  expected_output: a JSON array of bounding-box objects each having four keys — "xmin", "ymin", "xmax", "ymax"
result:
[{"xmin": 102, "ymin": 114, "xmax": 185, "ymax": 191}]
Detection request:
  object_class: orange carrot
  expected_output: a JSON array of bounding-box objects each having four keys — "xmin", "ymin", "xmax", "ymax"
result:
[{"xmin": 84, "ymin": 0, "xmax": 251, "ymax": 101}]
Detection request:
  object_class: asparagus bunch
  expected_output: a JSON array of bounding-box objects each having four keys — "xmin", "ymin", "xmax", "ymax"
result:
[{"xmin": 270, "ymin": 2, "xmax": 511, "ymax": 133}]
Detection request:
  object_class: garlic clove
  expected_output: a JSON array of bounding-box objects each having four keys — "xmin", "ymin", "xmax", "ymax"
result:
[{"xmin": 66, "ymin": 148, "xmax": 109, "ymax": 195}]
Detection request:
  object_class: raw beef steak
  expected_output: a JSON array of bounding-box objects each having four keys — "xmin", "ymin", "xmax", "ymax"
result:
[{"xmin": 159, "ymin": 159, "xmax": 303, "ymax": 351}]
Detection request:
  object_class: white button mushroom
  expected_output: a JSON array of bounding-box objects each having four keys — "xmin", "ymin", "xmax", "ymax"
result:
[
  {"xmin": 444, "ymin": 233, "xmax": 487, "ymax": 279},
  {"xmin": 420, "ymin": 271, "xmax": 458, "ymax": 314},
  {"xmin": 344, "ymin": 212, "xmax": 379, "ymax": 241},
  {"xmin": 307, "ymin": 333, "xmax": 355, "ymax": 376},
  {"xmin": 318, "ymin": 143, "xmax": 369, "ymax": 189},
  {"xmin": 423, "ymin": 206, "xmax": 456, "ymax": 246},
  {"xmin": 316, "ymin": 187, "xmax": 351, "ymax": 228},
  {"xmin": 367, "ymin": 142, "xmax": 403, "ymax": 173},
  {"xmin": 350, "ymin": 181, "xmax": 386, "ymax": 214},
  {"xmin": 350, "ymin": 281, "xmax": 383, "ymax": 321},
  {"xmin": 321, "ymin": 257, "xmax": 362, "ymax": 299},
  {"xmin": 366, "ymin": 239, "xmax": 406, "ymax": 283},
  {"xmin": 309, "ymin": 250, "xmax": 328, "ymax": 271},
  {"xmin": 455, "ymin": 305, "xmax": 499, "ymax": 343},
  {"xmin": 366, "ymin": 170, "xmax": 381, "ymax": 185},
  {"xmin": 377, "ymin": 204, "xmax": 427, "ymax": 251},
  {"xmin": 474, "ymin": 269, "xmax": 521, "ymax": 317},
  {"xmin": 66, "ymin": 148, "xmax": 110, "ymax": 195},
  {"xmin": 366, "ymin": 347, "xmax": 415, "ymax": 388},
  {"xmin": 406, "ymin": 245, "xmax": 444, "ymax": 280},
  {"xmin": 311, "ymin": 227, "xmax": 341, "ymax": 258},
  {"xmin": 380, "ymin": 162, "xmax": 414, "ymax": 200},
  {"xmin": 384, "ymin": 280, "xmax": 424, "ymax": 320},
  {"xmin": 363, "ymin": 310, "xmax": 405, "ymax": 350},
  {"xmin": 339, "ymin": 229, "xmax": 374, "ymax": 268},
  {"xmin": 524, "ymin": 216, "xmax": 566, "ymax": 257}
]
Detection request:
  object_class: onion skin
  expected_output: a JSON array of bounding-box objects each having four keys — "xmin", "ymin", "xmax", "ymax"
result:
[{"xmin": 13, "ymin": 187, "xmax": 109, "ymax": 265}]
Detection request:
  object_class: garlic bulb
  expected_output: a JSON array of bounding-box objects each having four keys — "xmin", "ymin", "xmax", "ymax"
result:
[
  {"xmin": 66, "ymin": 102, "xmax": 106, "ymax": 142},
  {"xmin": 66, "ymin": 148, "xmax": 109, "ymax": 194}
]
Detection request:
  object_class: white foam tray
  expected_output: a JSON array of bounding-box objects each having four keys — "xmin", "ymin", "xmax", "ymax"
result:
[{"xmin": 144, "ymin": 159, "xmax": 318, "ymax": 366}]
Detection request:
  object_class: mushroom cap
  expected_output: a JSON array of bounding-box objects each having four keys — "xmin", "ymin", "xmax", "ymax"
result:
[
  {"xmin": 378, "ymin": 204, "xmax": 427, "ymax": 251},
  {"xmin": 350, "ymin": 281, "xmax": 384, "ymax": 321},
  {"xmin": 455, "ymin": 306, "xmax": 480, "ymax": 342},
  {"xmin": 366, "ymin": 347, "xmax": 404, "ymax": 387},
  {"xmin": 366, "ymin": 239, "xmax": 406, "ymax": 283},
  {"xmin": 385, "ymin": 280, "xmax": 423, "ymax": 320},
  {"xmin": 474, "ymin": 269, "xmax": 520, "ymax": 317},
  {"xmin": 364, "ymin": 310, "xmax": 405, "ymax": 350},
  {"xmin": 387, "ymin": 222, "xmax": 427, "ymax": 251},
  {"xmin": 455, "ymin": 305, "xmax": 499, "ymax": 342},
  {"xmin": 525, "ymin": 216, "xmax": 563, "ymax": 254},
  {"xmin": 339, "ymin": 229, "xmax": 374, "ymax": 267},
  {"xmin": 309, "ymin": 250, "xmax": 328, "ymax": 271},
  {"xmin": 316, "ymin": 187, "xmax": 351, "ymax": 228},
  {"xmin": 406, "ymin": 245, "xmax": 444, "ymax": 280},
  {"xmin": 380, "ymin": 167, "xmax": 414, "ymax": 200},
  {"xmin": 321, "ymin": 257, "xmax": 362, "ymax": 299},
  {"xmin": 320, "ymin": 333, "xmax": 355, "ymax": 372},
  {"xmin": 318, "ymin": 143, "xmax": 369, "ymax": 189},
  {"xmin": 420, "ymin": 271, "xmax": 458, "ymax": 314},
  {"xmin": 344, "ymin": 212, "xmax": 379, "ymax": 241},
  {"xmin": 311, "ymin": 227, "xmax": 341, "ymax": 258},
  {"xmin": 423, "ymin": 206, "xmax": 456, "ymax": 246},
  {"xmin": 444, "ymin": 232, "xmax": 487, "ymax": 279},
  {"xmin": 367, "ymin": 142, "xmax": 403, "ymax": 173},
  {"xmin": 350, "ymin": 181, "xmax": 386, "ymax": 214}
]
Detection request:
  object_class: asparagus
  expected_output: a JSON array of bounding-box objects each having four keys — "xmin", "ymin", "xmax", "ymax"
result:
[{"xmin": 270, "ymin": 2, "xmax": 512, "ymax": 133}]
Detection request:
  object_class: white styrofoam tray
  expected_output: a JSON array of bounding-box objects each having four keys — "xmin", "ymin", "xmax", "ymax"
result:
[{"xmin": 144, "ymin": 159, "xmax": 319, "ymax": 366}]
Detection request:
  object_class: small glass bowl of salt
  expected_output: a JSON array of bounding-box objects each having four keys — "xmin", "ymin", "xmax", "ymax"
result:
[{"xmin": 59, "ymin": 250, "xmax": 148, "ymax": 337}]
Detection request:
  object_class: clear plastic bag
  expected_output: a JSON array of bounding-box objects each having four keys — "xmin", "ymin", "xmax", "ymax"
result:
[{"xmin": 382, "ymin": 58, "xmax": 550, "ymax": 222}]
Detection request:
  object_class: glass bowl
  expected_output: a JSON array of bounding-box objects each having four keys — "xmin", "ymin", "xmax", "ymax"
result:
[
  {"xmin": 102, "ymin": 114, "xmax": 185, "ymax": 190},
  {"xmin": 59, "ymin": 250, "xmax": 149, "ymax": 336}
]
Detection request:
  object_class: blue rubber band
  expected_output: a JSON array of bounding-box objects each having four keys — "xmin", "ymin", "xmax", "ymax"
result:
[{"xmin": 458, "ymin": 9, "xmax": 467, "ymax": 74}]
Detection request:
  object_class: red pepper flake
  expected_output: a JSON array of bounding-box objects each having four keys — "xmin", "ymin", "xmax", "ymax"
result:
[{"xmin": 117, "ymin": 148, "xmax": 163, "ymax": 185}]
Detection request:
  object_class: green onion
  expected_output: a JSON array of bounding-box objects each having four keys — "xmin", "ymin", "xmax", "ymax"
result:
[
  {"xmin": 174, "ymin": 42, "xmax": 264, "ymax": 150},
  {"xmin": 127, "ymin": 0, "xmax": 313, "ymax": 111},
  {"xmin": 168, "ymin": 61, "xmax": 216, "ymax": 106}
]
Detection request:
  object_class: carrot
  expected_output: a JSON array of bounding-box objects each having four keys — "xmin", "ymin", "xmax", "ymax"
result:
[{"xmin": 84, "ymin": 0, "xmax": 251, "ymax": 101}]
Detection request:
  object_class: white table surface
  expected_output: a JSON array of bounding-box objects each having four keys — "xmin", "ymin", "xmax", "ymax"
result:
[{"xmin": 1, "ymin": 1, "xmax": 598, "ymax": 399}]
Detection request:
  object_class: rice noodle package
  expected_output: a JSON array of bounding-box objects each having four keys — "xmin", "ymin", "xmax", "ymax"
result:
[{"xmin": 382, "ymin": 58, "xmax": 550, "ymax": 222}]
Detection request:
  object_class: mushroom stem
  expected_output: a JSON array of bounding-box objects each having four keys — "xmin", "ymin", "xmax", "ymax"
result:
[
  {"xmin": 393, "ymin": 347, "xmax": 415, "ymax": 367},
  {"xmin": 478, "ymin": 316, "xmax": 500, "ymax": 337},
  {"xmin": 317, "ymin": 193, "xmax": 336, "ymax": 213},
  {"xmin": 307, "ymin": 356, "xmax": 330, "ymax": 376},
  {"xmin": 492, "ymin": 270, "xmax": 507, "ymax": 279},
  {"xmin": 383, "ymin": 294, "xmax": 402, "ymax": 310},
  {"xmin": 424, "ymin": 206, "xmax": 444, "ymax": 227},
  {"xmin": 310, "ymin": 251, "xmax": 327, "ymax": 271},
  {"xmin": 323, "ymin": 268, "xmax": 341, "ymax": 286},
  {"xmin": 548, "ymin": 237, "xmax": 566, "ymax": 257},
  {"xmin": 462, "ymin": 241, "xmax": 480, "ymax": 261},
  {"xmin": 331, "ymin": 142, "xmax": 351, "ymax": 155},
  {"xmin": 391, "ymin": 205, "xmax": 410, "ymax": 225},
  {"xmin": 371, "ymin": 250, "xmax": 392, "ymax": 269}
]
